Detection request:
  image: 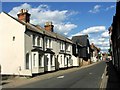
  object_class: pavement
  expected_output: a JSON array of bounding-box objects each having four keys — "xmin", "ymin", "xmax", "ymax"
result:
[
  {"xmin": 100, "ymin": 60, "xmax": 120, "ymax": 89},
  {"xmin": 2, "ymin": 61, "xmax": 102, "ymax": 88}
]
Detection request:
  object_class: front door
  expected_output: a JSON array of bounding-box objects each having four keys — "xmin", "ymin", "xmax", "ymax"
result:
[
  {"xmin": 26, "ymin": 53, "xmax": 29, "ymax": 69},
  {"xmin": 44, "ymin": 54, "xmax": 49, "ymax": 71}
]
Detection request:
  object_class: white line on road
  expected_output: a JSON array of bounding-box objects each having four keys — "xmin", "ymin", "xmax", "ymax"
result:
[
  {"xmin": 89, "ymin": 73, "xmax": 92, "ymax": 75},
  {"xmin": 57, "ymin": 75, "xmax": 64, "ymax": 79},
  {"xmin": 101, "ymin": 73, "xmax": 104, "ymax": 79}
]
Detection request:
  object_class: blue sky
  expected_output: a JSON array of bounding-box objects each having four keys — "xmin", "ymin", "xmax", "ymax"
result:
[{"xmin": 2, "ymin": 2, "xmax": 116, "ymax": 52}]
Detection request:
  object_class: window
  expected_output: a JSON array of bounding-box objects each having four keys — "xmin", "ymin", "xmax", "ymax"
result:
[
  {"xmin": 49, "ymin": 39, "xmax": 51, "ymax": 48},
  {"xmin": 60, "ymin": 42, "xmax": 64, "ymax": 50},
  {"xmin": 59, "ymin": 42, "xmax": 61, "ymax": 49},
  {"xmin": 62, "ymin": 43, "xmax": 63, "ymax": 50},
  {"xmin": 46, "ymin": 38, "xmax": 48, "ymax": 48},
  {"xmin": 37, "ymin": 37, "xmax": 40, "ymax": 46},
  {"xmin": 33, "ymin": 54, "xmax": 36, "ymax": 67},
  {"xmin": 62, "ymin": 42, "xmax": 65, "ymax": 50},
  {"xmin": 76, "ymin": 45, "xmax": 78, "ymax": 53},
  {"xmin": 60, "ymin": 42, "xmax": 62, "ymax": 50},
  {"xmin": 39, "ymin": 37, "xmax": 42, "ymax": 47},
  {"xmin": 33, "ymin": 35, "xmax": 35, "ymax": 46},
  {"xmin": 88, "ymin": 47, "xmax": 90, "ymax": 54},
  {"xmin": 26, "ymin": 53, "xmax": 29, "ymax": 69},
  {"xmin": 46, "ymin": 38, "xmax": 52, "ymax": 48},
  {"xmin": 66, "ymin": 43, "xmax": 71, "ymax": 52},
  {"xmin": 13, "ymin": 36, "xmax": 15, "ymax": 41}
]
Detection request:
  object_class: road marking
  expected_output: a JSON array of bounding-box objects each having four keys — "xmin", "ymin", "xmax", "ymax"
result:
[
  {"xmin": 0, "ymin": 86, "xmax": 2, "ymax": 90},
  {"xmin": 101, "ymin": 73, "xmax": 104, "ymax": 79},
  {"xmin": 89, "ymin": 73, "xmax": 92, "ymax": 75},
  {"xmin": 57, "ymin": 75, "xmax": 64, "ymax": 79}
]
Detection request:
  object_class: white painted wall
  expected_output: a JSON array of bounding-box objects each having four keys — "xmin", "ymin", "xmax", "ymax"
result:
[
  {"xmin": 66, "ymin": 43, "xmax": 73, "ymax": 67},
  {"xmin": 52, "ymin": 38, "xmax": 59, "ymax": 55},
  {"xmin": 91, "ymin": 51, "xmax": 98, "ymax": 62},
  {"xmin": 25, "ymin": 31, "xmax": 44, "ymax": 74},
  {"xmin": 58, "ymin": 54, "xmax": 66, "ymax": 68},
  {"xmin": 0, "ymin": 12, "xmax": 31, "ymax": 75},
  {"xmin": 72, "ymin": 56, "xmax": 79, "ymax": 66}
]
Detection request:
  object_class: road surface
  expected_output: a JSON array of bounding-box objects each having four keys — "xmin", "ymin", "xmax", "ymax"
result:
[{"xmin": 19, "ymin": 61, "xmax": 106, "ymax": 88}]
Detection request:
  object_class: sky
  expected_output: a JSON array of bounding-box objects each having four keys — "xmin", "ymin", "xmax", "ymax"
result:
[{"xmin": 1, "ymin": 2, "xmax": 116, "ymax": 52}]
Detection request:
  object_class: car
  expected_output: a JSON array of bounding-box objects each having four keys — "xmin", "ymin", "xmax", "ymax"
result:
[{"xmin": 105, "ymin": 58, "xmax": 110, "ymax": 63}]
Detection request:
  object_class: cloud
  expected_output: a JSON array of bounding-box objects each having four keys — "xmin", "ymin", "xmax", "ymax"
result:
[
  {"xmin": 72, "ymin": 26, "xmax": 106, "ymax": 36},
  {"xmin": 8, "ymin": 3, "xmax": 77, "ymax": 35},
  {"xmin": 89, "ymin": 37, "xmax": 109, "ymax": 52},
  {"xmin": 106, "ymin": 5, "xmax": 115, "ymax": 11},
  {"xmin": 98, "ymin": 38, "xmax": 105, "ymax": 42},
  {"xmin": 9, "ymin": 3, "xmax": 31, "ymax": 17},
  {"xmin": 54, "ymin": 22, "xmax": 77, "ymax": 35},
  {"xmin": 100, "ymin": 46, "xmax": 110, "ymax": 51},
  {"xmin": 101, "ymin": 31, "xmax": 109, "ymax": 38},
  {"xmin": 70, "ymin": 26, "xmax": 109, "ymax": 52},
  {"xmin": 89, "ymin": 5, "xmax": 101, "ymax": 13}
]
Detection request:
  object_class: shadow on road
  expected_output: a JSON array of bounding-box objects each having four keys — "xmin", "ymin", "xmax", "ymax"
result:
[{"xmin": 106, "ymin": 60, "xmax": 120, "ymax": 89}]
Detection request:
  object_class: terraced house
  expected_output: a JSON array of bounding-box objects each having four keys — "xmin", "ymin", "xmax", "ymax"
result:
[{"xmin": 0, "ymin": 9, "xmax": 75, "ymax": 76}]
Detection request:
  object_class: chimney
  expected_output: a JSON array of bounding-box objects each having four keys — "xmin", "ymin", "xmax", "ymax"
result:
[
  {"xmin": 17, "ymin": 9, "xmax": 31, "ymax": 23},
  {"xmin": 44, "ymin": 22, "xmax": 54, "ymax": 32}
]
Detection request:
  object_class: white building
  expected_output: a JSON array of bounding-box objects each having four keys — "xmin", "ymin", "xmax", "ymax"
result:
[
  {"xmin": 0, "ymin": 9, "xmax": 74, "ymax": 76},
  {"xmin": 90, "ymin": 43, "xmax": 100, "ymax": 63},
  {"xmin": 0, "ymin": 10, "xmax": 46, "ymax": 76}
]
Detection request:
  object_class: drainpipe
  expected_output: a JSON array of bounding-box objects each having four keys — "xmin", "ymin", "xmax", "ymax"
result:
[
  {"xmin": 43, "ymin": 31, "xmax": 45, "ymax": 72},
  {"xmin": 65, "ymin": 39, "xmax": 67, "ymax": 68}
]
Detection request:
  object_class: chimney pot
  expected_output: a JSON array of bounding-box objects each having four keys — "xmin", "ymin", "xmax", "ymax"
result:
[
  {"xmin": 44, "ymin": 22, "xmax": 54, "ymax": 32},
  {"xmin": 17, "ymin": 9, "xmax": 31, "ymax": 23}
]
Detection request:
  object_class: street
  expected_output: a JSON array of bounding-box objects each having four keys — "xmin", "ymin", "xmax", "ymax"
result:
[{"xmin": 18, "ymin": 61, "xmax": 106, "ymax": 88}]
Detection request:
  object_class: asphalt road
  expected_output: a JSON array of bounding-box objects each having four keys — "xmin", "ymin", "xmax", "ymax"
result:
[{"xmin": 19, "ymin": 61, "xmax": 106, "ymax": 88}]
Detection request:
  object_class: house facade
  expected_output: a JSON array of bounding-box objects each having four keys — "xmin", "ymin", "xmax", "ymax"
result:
[
  {"xmin": 90, "ymin": 43, "xmax": 100, "ymax": 62},
  {"xmin": 0, "ymin": 11, "xmax": 32, "ymax": 76},
  {"xmin": 0, "ymin": 9, "xmax": 74, "ymax": 76},
  {"xmin": 109, "ymin": 1, "xmax": 120, "ymax": 71},
  {"xmin": 72, "ymin": 35, "xmax": 91, "ymax": 66},
  {"xmin": 72, "ymin": 41, "xmax": 83, "ymax": 67}
]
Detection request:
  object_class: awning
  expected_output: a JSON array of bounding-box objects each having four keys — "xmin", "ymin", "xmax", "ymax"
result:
[
  {"xmin": 31, "ymin": 48, "xmax": 44, "ymax": 55},
  {"xmin": 45, "ymin": 49, "xmax": 55, "ymax": 54}
]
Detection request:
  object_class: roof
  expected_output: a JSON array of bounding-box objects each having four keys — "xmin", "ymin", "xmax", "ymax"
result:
[
  {"xmin": 2, "ymin": 12, "xmax": 73, "ymax": 44},
  {"xmin": 72, "ymin": 35, "xmax": 89, "ymax": 46},
  {"xmin": 90, "ymin": 43, "xmax": 100, "ymax": 52}
]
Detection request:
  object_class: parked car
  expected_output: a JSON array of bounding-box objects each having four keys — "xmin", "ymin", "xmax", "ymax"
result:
[{"xmin": 105, "ymin": 58, "xmax": 110, "ymax": 63}]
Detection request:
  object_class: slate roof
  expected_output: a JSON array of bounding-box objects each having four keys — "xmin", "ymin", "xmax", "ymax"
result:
[
  {"xmin": 72, "ymin": 35, "xmax": 89, "ymax": 47},
  {"xmin": 2, "ymin": 12, "xmax": 73, "ymax": 44},
  {"xmin": 90, "ymin": 43, "xmax": 100, "ymax": 52}
]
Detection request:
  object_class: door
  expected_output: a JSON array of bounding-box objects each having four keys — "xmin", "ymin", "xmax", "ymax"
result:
[
  {"xmin": 39, "ymin": 54, "xmax": 42, "ymax": 68},
  {"xmin": 44, "ymin": 54, "xmax": 49, "ymax": 71},
  {"xmin": 26, "ymin": 53, "xmax": 29, "ymax": 69}
]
